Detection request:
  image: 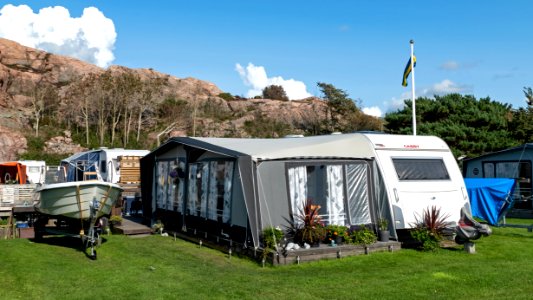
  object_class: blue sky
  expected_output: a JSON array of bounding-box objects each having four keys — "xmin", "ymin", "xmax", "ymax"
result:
[{"xmin": 1, "ymin": 1, "xmax": 532, "ymax": 117}]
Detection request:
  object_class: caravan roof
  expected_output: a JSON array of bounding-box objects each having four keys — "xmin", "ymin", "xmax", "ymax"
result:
[
  {"xmin": 165, "ymin": 133, "xmax": 376, "ymax": 161},
  {"xmin": 362, "ymin": 134, "xmax": 451, "ymax": 151}
]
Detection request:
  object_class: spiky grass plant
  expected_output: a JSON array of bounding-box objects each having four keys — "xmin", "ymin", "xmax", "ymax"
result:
[{"xmin": 411, "ymin": 206, "xmax": 453, "ymax": 251}]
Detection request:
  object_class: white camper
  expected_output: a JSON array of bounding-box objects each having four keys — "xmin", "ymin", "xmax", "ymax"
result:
[
  {"xmin": 362, "ymin": 134, "xmax": 470, "ymax": 229},
  {"xmin": 18, "ymin": 160, "xmax": 46, "ymax": 184},
  {"xmin": 60, "ymin": 148, "xmax": 149, "ymax": 183},
  {"xmin": 97, "ymin": 148, "xmax": 149, "ymax": 183}
]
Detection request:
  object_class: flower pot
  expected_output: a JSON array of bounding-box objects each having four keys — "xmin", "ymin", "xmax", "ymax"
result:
[
  {"xmin": 379, "ymin": 230, "xmax": 390, "ymax": 242},
  {"xmin": 18, "ymin": 227, "xmax": 35, "ymax": 239}
]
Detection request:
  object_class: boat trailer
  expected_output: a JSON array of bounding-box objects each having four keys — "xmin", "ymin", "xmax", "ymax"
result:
[{"xmin": 34, "ymin": 198, "xmax": 107, "ymax": 260}]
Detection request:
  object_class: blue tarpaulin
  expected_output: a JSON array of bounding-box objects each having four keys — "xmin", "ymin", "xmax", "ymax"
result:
[{"xmin": 464, "ymin": 178, "xmax": 516, "ymax": 225}]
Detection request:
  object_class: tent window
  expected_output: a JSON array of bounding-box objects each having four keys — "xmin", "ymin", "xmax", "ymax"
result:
[
  {"xmin": 483, "ymin": 163, "xmax": 495, "ymax": 177},
  {"xmin": 483, "ymin": 161, "xmax": 532, "ymax": 202},
  {"xmin": 187, "ymin": 162, "xmax": 208, "ymax": 217},
  {"xmin": 392, "ymin": 158, "xmax": 450, "ymax": 180},
  {"xmin": 187, "ymin": 164, "xmax": 198, "ymax": 215},
  {"xmin": 345, "ymin": 163, "xmax": 372, "ymax": 225},
  {"xmin": 288, "ymin": 164, "xmax": 347, "ymax": 226},
  {"xmin": 288, "ymin": 166, "xmax": 308, "ymax": 226},
  {"xmin": 156, "ymin": 160, "xmax": 170, "ymax": 210},
  {"xmin": 187, "ymin": 161, "xmax": 234, "ymax": 223},
  {"xmin": 169, "ymin": 159, "xmax": 186, "ymax": 213},
  {"xmin": 207, "ymin": 161, "xmax": 234, "ymax": 222}
]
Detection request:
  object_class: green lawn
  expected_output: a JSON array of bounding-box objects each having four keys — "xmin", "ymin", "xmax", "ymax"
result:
[{"xmin": 2, "ymin": 222, "xmax": 533, "ymax": 300}]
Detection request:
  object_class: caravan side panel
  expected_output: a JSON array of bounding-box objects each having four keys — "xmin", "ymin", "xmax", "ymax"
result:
[{"xmin": 231, "ymin": 167, "xmax": 248, "ymax": 228}]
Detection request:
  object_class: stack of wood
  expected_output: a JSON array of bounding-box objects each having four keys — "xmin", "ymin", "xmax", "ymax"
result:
[{"xmin": 118, "ymin": 155, "xmax": 142, "ymax": 198}]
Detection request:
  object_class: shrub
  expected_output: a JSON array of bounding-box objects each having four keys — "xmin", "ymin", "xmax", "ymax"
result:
[
  {"xmin": 410, "ymin": 206, "xmax": 453, "ymax": 251},
  {"xmin": 218, "ymin": 92, "xmax": 235, "ymax": 101},
  {"xmin": 262, "ymin": 226, "xmax": 284, "ymax": 250},
  {"xmin": 345, "ymin": 225, "xmax": 376, "ymax": 245},
  {"xmin": 411, "ymin": 227, "xmax": 440, "ymax": 251},
  {"xmin": 262, "ymin": 85, "xmax": 289, "ymax": 101}
]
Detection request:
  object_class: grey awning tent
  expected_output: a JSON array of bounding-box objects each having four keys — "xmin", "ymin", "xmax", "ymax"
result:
[{"xmin": 142, "ymin": 133, "xmax": 394, "ymax": 247}]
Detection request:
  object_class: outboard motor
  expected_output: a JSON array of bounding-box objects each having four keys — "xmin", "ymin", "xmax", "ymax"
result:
[{"xmin": 455, "ymin": 207, "xmax": 492, "ymax": 244}]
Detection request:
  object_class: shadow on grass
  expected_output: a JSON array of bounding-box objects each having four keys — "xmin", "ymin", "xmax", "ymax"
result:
[{"xmin": 31, "ymin": 235, "xmax": 108, "ymax": 260}]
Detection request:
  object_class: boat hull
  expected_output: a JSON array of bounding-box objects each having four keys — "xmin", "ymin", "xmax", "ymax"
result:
[{"xmin": 34, "ymin": 181, "xmax": 123, "ymax": 219}]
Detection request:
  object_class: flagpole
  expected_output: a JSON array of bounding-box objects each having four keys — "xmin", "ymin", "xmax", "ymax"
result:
[{"xmin": 410, "ymin": 39, "xmax": 416, "ymax": 136}]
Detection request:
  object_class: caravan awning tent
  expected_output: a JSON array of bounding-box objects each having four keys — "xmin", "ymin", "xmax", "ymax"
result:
[
  {"xmin": 0, "ymin": 162, "xmax": 27, "ymax": 184},
  {"xmin": 141, "ymin": 133, "xmax": 395, "ymax": 248}
]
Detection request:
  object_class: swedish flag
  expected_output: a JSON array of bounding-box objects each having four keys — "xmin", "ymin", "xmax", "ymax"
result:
[{"xmin": 402, "ymin": 55, "xmax": 416, "ymax": 87}]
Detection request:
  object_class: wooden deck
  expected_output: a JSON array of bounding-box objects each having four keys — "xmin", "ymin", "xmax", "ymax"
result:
[{"xmin": 113, "ymin": 216, "xmax": 152, "ymax": 236}]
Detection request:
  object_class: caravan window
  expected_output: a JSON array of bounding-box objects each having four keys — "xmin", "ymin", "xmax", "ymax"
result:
[
  {"xmin": 482, "ymin": 161, "xmax": 532, "ymax": 203},
  {"xmin": 392, "ymin": 158, "xmax": 450, "ymax": 180},
  {"xmin": 28, "ymin": 166, "xmax": 40, "ymax": 173},
  {"xmin": 100, "ymin": 160, "xmax": 107, "ymax": 173}
]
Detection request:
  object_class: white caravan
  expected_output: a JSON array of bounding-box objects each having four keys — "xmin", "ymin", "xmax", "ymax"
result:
[
  {"xmin": 362, "ymin": 134, "xmax": 470, "ymax": 229},
  {"xmin": 59, "ymin": 148, "xmax": 149, "ymax": 183},
  {"xmin": 96, "ymin": 148, "xmax": 149, "ymax": 183},
  {"xmin": 18, "ymin": 160, "xmax": 46, "ymax": 184}
]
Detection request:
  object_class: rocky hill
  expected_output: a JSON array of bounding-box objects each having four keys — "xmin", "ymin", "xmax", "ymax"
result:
[{"xmin": 0, "ymin": 38, "xmax": 378, "ymax": 162}]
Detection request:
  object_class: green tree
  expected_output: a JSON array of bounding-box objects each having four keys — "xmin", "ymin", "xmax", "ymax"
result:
[
  {"xmin": 316, "ymin": 82, "xmax": 381, "ymax": 133},
  {"xmin": 262, "ymin": 85, "xmax": 289, "ymax": 101},
  {"xmin": 384, "ymin": 94, "xmax": 517, "ymax": 158},
  {"xmin": 243, "ymin": 112, "xmax": 291, "ymax": 138},
  {"xmin": 524, "ymin": 87, "xmax": 533, "ymax": 106},
  {"xmin": 509, "ymin": 87, "xmax": 533, "ymax": 144}
]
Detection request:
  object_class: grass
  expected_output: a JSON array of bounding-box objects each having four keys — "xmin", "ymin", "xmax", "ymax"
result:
[{"xmin": 2, "ymin": 221, "xmax": 533, "ymax": 299}]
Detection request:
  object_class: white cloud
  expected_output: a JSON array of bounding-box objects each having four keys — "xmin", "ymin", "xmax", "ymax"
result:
[
  {"xmin": 440, "ymin": 60, "xmax": 479, "ymax": 71},
  {"xmin": 380, "ymin": 79, "xmax": 472, "ymax": 116},
  {"xmin": 362, "ymin": 106, "xmax": 382, "ymax": 118},
  {"xmin": 0, "ymin": 4, "xmax": 116, "ymax": 67},
  {"xmin": 383, "ymin": 98, "xmax": 406, "ymax": 113},
  {"xmin": 420, "ymin": 79, "xmax": 472, "ymax": 96},
  {"xmin": 235, "ymin": 63, "xmax": 312, "ymax": 100},
  {"xmin": 440, "ymin": 61, "xmax": 459, "ymax": 70}
]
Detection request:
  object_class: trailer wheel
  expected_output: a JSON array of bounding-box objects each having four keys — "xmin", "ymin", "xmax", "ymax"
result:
[{"xmin": 90, "ymin": 248, "xmax": 97, "ymax": 260}]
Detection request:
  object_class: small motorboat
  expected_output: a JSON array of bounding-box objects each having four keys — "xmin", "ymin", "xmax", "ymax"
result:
[
  {"xmin": 33, "ymin": 180, "xmax": 123, "ymax": 259},
  {"xmin": 34, "ymin": 181, "xmax": 123, "ymax": 219}
]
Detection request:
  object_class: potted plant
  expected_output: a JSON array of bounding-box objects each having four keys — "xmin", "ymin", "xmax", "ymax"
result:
[
  {"xmin": 345, "ymin": 225, "xmax": 377, "ymax": 246},
  {"xmin": 378, "ymin": 218, "xmax": 390, "ymax": 242},
  {"xmin": 286, "ymin": 199, "xmax": 325, "ymax": 247},
  {"xmin": 261, "ymin": 226, "xmax": 284, "ymax": 262},
  {"xmin": 109, "ymin": 215, "xmax": 123, "ymax": 226},
  {"xmin": 152, "ymin": 219, "xmax": 164, "ymax": 235},
  {"xmin": 410, "ymin": 206, "xmax": 452, "ymax": 251},
  {"xmin": 109, "ymin": 215, "xmax": 122, "ymax": 233},
  {"xmin": 325, "ymin": 224, "xmax": 348, "ymax": 245}
]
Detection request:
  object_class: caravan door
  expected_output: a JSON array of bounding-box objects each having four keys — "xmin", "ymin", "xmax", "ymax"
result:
[{"xmin": 377, "ymin": 151, "xmax": 468, "ymax": 229}]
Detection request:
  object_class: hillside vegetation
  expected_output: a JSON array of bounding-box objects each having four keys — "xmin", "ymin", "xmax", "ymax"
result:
[{"xmin": 0, "ymin": 38, "xmax": 381, "ymax": 163}]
